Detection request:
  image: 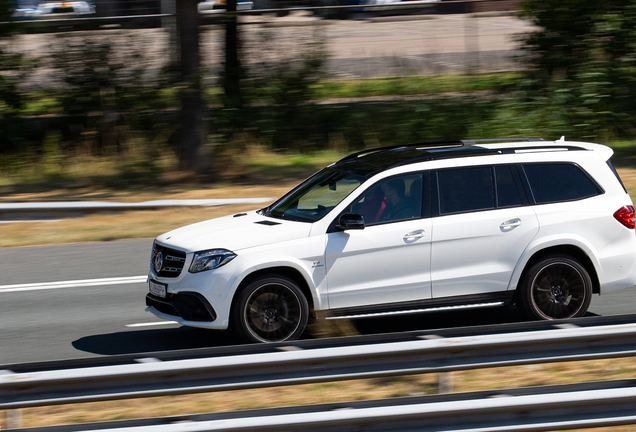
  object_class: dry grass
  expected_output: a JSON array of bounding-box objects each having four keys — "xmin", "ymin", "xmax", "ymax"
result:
[
  {"xmin": 2, "ymin": 358, "xmax": 636, "ymax": 429},
  {"xmin": 0, "ymin": 145, "xmax": 343, "ymax": 247},
  {"xmin": 0, "ymin": 183, "xmax": 296, "ymax": 248}
]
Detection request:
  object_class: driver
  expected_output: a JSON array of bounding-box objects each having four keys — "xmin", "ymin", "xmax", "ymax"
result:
[{"xmin": 380, "ymin": 178, "xmax": 418, "ymax": 221}]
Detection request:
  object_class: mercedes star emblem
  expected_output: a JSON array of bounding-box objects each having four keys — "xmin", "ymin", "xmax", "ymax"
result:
[{"xmin": 154, "ymin": 251, "xmax": 164, "ymax": 273}]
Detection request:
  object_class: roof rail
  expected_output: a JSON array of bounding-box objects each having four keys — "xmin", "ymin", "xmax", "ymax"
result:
[
  {"xmin": 461, "ymin": 138, "xmax": 545, "ymax": 146},
  {"xmin": 340, "ymin": 140, "xmax": 462, "ymax": 161},
  {"xmin": 339, "ymin": 138, "xmax": 546, "ymax": 162}
]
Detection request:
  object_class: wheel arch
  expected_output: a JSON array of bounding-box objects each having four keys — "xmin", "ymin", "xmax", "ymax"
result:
[
  {"xmin": 231, "ymin": 266, "xmax": 316, "ymax": 319},
  {"xmin": 513, "ymin": 245, "xmax": 600, "ymax": 303}
]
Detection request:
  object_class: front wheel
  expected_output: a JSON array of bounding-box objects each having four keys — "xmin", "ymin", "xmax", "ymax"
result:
[
  {"xmin": 517, "ymin": 255, "xmax": 592, "ymax": 320},
  {"xmin": 232, "ymin": 275, "xmax": 309, "ymax": 343}
]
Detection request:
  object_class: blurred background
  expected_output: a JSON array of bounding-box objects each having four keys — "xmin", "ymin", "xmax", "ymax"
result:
[{"xmin": 2, "ymin": 0, "xmax": 636, "ymax": 188}]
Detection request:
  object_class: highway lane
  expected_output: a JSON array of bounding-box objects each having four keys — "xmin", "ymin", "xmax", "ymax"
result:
[
  {"xmin": 0, "ymin": 239, "xmax": 237, "ymax": 365},
  {"xmin": 1, "ymin": 239, "xmax": 635, "ymax": 365}
]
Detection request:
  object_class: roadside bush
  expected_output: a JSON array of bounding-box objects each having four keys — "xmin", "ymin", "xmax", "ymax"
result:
[
  {"xmin": 0, "ymin": 0, "xmax": 31, "ymax": 155},
  {"xmin": 215, "ymin": 26, "xmax": 328, "ymax": 150},
  {"xmin": 46, "ymin": 32, "xmax": 177, "ymax": 155},
  {"xmin": 516, "ymin": 0, "xmax": 636, "ymax": 140}
]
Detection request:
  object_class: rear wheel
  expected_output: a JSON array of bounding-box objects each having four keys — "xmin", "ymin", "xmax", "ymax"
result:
[
  {"xmin": 517, "ymin": 255, "xmax": 592, "ymax": 320},
  {"xmin": 232, "ymin": 275, "xmax": 309, "ymax": 343}
]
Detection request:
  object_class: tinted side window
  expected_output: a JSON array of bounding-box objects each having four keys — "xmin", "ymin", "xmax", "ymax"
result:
[
  {"xmin": 495, "ymin": 166, "xmax": 522, "ymax": 208},
  {"xmin": 522, "ymin": 163, "xmax": 601, "ymax": 204},
  {"xmin": 438, "ymin": 167, "xmax": 494, "ymax": 215},
  {"xmin": 350, "ymin": 173, "xmax": 423, "ymax": 225}
]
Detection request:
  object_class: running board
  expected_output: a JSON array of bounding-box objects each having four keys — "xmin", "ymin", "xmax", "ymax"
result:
[{"xmin": 325, "ymin": 301, "xmax": 507, "ymax": 320}]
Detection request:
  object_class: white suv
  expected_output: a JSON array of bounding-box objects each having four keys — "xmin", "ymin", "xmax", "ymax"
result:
[{"xmin": 146, "ymin": 138, "xmax": 636, "ymax": 343}]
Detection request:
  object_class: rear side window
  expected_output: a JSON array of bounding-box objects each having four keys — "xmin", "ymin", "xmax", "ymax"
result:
[
  {"xmin": 495, "ymin": 165, "xmax": 523, "ymax": 208},
  {"xmin": 438, "ymin": 167, "xmax": 495, "ymax": 215},
  {"xmin": 522, "ymin": 163, "xmax": 602, "ymax": 204}
]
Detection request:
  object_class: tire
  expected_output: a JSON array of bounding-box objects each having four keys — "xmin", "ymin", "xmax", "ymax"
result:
[
  {"xmin": 517, "ymin": 254, "xmax": 592, "ymax": 320},
  {"xmin": 232, "ymin": 275, "xmax": 309, "ymax": 343}
]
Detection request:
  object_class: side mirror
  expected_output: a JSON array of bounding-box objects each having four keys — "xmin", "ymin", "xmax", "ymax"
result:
[{"xmin": 337, "ymin": 213, "xmax": 365, "ymax": 231}]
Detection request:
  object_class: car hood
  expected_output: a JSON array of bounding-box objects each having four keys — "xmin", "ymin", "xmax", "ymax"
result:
[{"xmin": 155, "ymin": 211, "xmax": 313, "ymax": 253}]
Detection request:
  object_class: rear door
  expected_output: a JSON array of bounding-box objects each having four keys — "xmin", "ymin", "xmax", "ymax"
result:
[{"xmin": 430, "ymin": 165, "xmax": 539, "ymax": 298}]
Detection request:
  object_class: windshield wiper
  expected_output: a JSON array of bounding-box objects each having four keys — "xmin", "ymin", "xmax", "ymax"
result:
[{"xmin": 258, "ymin": 205, "xmax": 272, "ymax": 217}]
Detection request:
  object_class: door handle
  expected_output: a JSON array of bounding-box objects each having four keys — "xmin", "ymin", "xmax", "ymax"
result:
[
  {"xmin": 500, "ymin": 218, "xmax": 522, "ymax": 232},
  {"xmin": 403, "ymin": 229, "xmax": 426, "ymax": 241}
]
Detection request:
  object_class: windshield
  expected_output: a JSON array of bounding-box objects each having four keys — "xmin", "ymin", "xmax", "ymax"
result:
[{"xmin": 262, "ymin": 168, "xmax": 366, "ymax": 223}]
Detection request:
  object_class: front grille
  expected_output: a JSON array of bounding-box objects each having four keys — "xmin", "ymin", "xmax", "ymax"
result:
[{"xmin": 151, "ymin": 243, "xmax": 186, "ymax": 278}]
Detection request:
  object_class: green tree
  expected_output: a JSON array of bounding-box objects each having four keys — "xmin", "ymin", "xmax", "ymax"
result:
[
  {"xmin": 519, "ymin": 0, "xmax": 636, "ymax": 82},
  {"xmin": 518, "ymin": 0, "xmax": 601, "ymax": 81},
  {"xmin": 517, "ymin": 0, "xmax": 636, "ymax": 139},
  {"xmin": 0, "ymin": 0, "xmax": 26, "ymax": 153}
]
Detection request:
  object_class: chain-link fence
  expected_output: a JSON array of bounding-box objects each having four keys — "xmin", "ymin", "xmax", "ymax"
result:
[{"xmin": 7, "ymin": 1, "xmax": 533, "ymax": 90}]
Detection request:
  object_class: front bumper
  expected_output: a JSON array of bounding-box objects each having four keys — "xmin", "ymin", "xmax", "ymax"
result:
[
  {"xmin": 146, "ymin": 292, "xmax": 217, "ymax": 322},
  {"xmin": 145, "ymin": 249, "xmax": 254, "ymax": 330}
]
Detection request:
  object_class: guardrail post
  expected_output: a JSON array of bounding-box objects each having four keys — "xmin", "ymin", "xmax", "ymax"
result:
[
  {"xmin": 6, "ymin": 408, "xmax": 23, "ymax": 429},
  {"xmin": 438, "ymin": 372, "xmax": 454, "ymax": 393}
]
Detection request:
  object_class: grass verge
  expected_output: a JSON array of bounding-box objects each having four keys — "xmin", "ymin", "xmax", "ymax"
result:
[
  {"xmin": 309, "ymin": 73, "xmax": 521, "ymax": 100},
  {"xmin": 18, "ymin": 73, "xmax": 520, "ymax": 116}
]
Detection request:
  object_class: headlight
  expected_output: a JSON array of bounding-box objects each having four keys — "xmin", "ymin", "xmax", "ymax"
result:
[{"xmin": 189, "ymin": 249, "xmax": 236, "ymax": 273}]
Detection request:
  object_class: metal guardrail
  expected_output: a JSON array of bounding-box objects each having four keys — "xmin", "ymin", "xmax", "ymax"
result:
[
  {"xmin": 2, "ymin": 314, "xmax": 634, "ymax": 373},
  {"xmin": 0, "ymin": 198, "xmax": 273, "ymax": 213},
  {"xmin": 2, "ymin": 317, "xmax": 636, "ymax": 430},
  {"xmin": 3, "ymin": 320, "xmax": 636, "ymax": 410},
  {"xmin": 14, "ymin": 379, "xmax": 636, "ymax": 432}
]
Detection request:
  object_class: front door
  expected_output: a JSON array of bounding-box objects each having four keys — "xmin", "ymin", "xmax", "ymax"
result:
[{"xmin": 325, "ymin": 173, "xmax": 432, "ymax": 309}]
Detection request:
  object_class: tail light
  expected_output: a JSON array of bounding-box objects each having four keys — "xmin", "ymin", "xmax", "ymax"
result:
[{"xmin": 614, "ymin": 205, "xmax": 635, "ymax": 229}]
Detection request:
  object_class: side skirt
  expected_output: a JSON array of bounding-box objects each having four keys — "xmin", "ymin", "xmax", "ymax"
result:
[{"xmin": 324, "ymin": 292, "xmax": 515, "ymax": 321}]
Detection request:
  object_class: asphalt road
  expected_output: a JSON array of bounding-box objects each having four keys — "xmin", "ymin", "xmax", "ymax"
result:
[
  {"xmin": 1, "ymin": 239, "xmax": 635, "ymax": 366},
  {"xmin": 0, "ymin": 239, "xmax": 238, "ymax": 366}
]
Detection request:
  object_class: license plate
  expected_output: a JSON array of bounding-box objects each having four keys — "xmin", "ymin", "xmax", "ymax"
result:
[{"xmin": 149, "ymin": 280, "xmax": 167, "ymax": 298}]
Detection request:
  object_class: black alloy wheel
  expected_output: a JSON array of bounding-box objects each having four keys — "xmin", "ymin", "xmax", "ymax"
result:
[
  {"xmin": 233, "ymin": 275, "xmax": 309, "ymax": 343},
  {"xmin": 517, "ymin": 254, "xmax": 592, "ymax": 320}
]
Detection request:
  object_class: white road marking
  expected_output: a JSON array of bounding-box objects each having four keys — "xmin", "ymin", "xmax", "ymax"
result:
[
  {"xmin": 0, "ymin": 276, "xmax": 147, "ymax": 293},
  {"xmin": 126, "ymin": 321, "xmax": 179, "ymax": 328}
]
